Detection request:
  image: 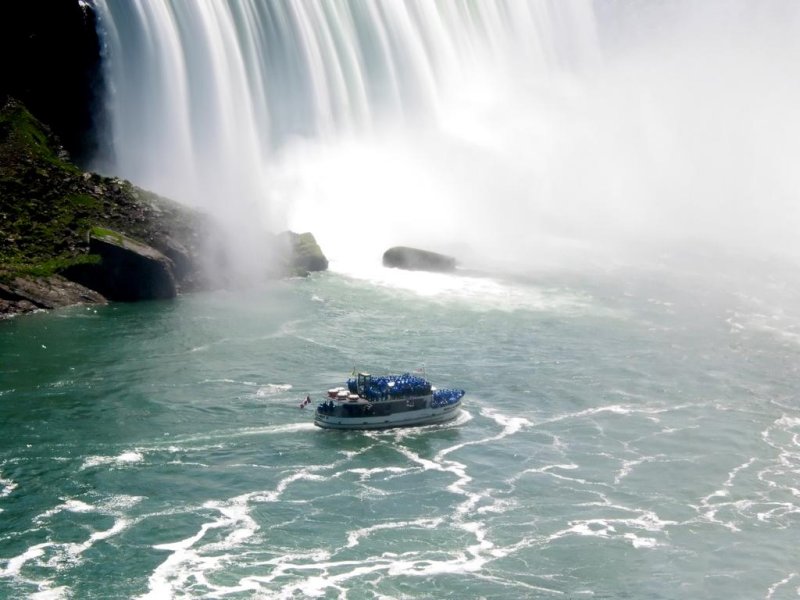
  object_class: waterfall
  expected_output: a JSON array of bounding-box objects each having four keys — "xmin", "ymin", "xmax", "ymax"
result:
[{"xmin": 94, "ymin": 0, "xmax": 800, "ymax": 275}]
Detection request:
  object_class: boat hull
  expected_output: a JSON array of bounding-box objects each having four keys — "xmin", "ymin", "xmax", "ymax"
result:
[{"xmin": 314, "ymin": 400, "xmax": 461, "ymax": 430}]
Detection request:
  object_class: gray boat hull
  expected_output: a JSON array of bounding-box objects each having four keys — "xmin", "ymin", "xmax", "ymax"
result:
[{"xmin": 314, "ymin": 399, "xmax": 461, "ymax": 430}]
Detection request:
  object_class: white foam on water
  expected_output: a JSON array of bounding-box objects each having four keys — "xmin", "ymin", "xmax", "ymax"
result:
[
  {"xmin": 547, "ymin": 516, "xmax": 664, "ymax": 549},
  {"xmin": 0, "ymin": 545, "xmax": 70, "ymax": 600},
  {"xmin": 280, "ymin": 560, "xmax": 388, "ymax": 599},
  {"xmin": 33, "ymin": 499, "xmax": 95, "ymax": 525},
  {"xmin": 60, "ymin": 498, "xmax": 94, "ymax": 512},
  {"xmin": 46, "ymin": 380, "xmax": 74, "ymax": 389},
  {"xmin": 345, "ymin": 518, "xmax": 442, "ymax": 549},
  {"xmin": 140, "ymin": 463, "xmax": 341, "ymax": 598},
  {"xmin": 166, "ymin": 460, "xmax": 210, "ymax": 468},
  {"xmin": 553, "ymin": 520, "xmax": 616, "ymax": 540},
  {"xmin": 700, "ymin": 457, "xmax": 758, "ymax": 509},
  {"xmin": 547, "ymin": 495, "xmax": 675, "ymax": 550},
  {"xmin": 358, "ymin": 407, "xmax": 539, "ymax": 590},
  {"xmin": 435, "ymin": 407, "xmax": 531, "ymax": 461},
  {"xmin": 62, "ymin": 518, "xmax": 132, "ymax": 563},
  {"xmin": 141, "ymin": 495, "xmax": 260, "ymax": 600},
  {"xmin": 29, "ymin": 587, "xmax": 70, "ymax": 600},
  {"xmin": 256, "ymin": 548, "xmax": 516, "ymax": 600},
  {"xmin": 256, "ymin": 470, "xmax": 328, "ymax": 503},
  {"xmin": 755, "ymin": 502, "xmax": 800, "ymax": 523},
  {"xmin": 614, "ymin": 455, "xmax": 662, "ymax": 485},
  {"xmin": 136, "ymin": 441, "xmax": 556, "ymax": 600},
  {"xmin": 393, "ymin": 445, "xmax": 444, "ymax": 474},
  {"xmin": 475, "ymin": 497, "xmax": 519, "ymax": 516},
  {"xmin": 0, "ymin": 472, "xmax": 17, "ymax": 500},
  {"xmin": 0, "ymin": 543, "xmax": 51, "ymax": 578},
  {"xmin": 513, "ymin": 463, "xmax": 594, "ymax": 488},
  {"xmin": 141, "ymin": 405, "xmax": 535, "ymax": 599},
  {"xmin": 117, "ymin": 451, "xmax": 143, "ymax": 463},
  {"xmin": 346, "ymin": 466, "xmax": 412, "ymax": 481},
  {"xmin": 369, "ymin": 409, "xmax": 473, "ymax": 445},
  {"xmin": 32, "ymin": 495, "xmax": 143, "ymax": 532},
  {"xmin": 623, "ymin": 533, "xmax": 660, "ymax": 549},
  {"xmin": 200, "ymin": 378, "xmax": 259, "ymax": 386},
  {"xmin": 337, "ymin": 267, "xmax": 594, "ymax": 315},
  {"xmin": 98, "ymin": 494, "xmax": 145, "ymax": 513},
  {"xmin": 157, "ymin": 422, "xmax": 316, "ymax": 447},
  {"xmin": 766, "ymin": 572, "xmax": 797, "ymax": 599},
  {"xmin": 691, "ymin": 416, "xmax": 800, "ymax": 531},
  {"xmin": 256, "ymin": 383, "xmax": 294, "ymax": 397},
  {"xmin": 539, "ymin": 401, "xmax": 698, "ymax": 430},
  {"xmin": 81, "ymin": 450, "xmax": 144, "ymax": 470},
  {"xmin": 1, "ymin": 508, "xmax": 132, "ymax": 597},
  {"xmin": 730, "ymin": 307, "xmax": 800, "ymax": 348}
]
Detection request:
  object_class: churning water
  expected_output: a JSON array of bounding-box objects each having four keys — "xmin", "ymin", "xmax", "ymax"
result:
[{"xmin": 1, "ymin": 266, "xmax": 800, "ymax": 598}]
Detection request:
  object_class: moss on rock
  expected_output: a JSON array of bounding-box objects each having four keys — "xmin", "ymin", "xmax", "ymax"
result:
[
  {"xmin": 0, "ymin": 98, "xmax": 330, "ymax": 317},
  {"xmin": 0, "ymin": 99, "xmax": 213, "ymax": 316},
  {"xmin": 275, "ymin": 231, "xmax": 329, "ymax": 276}
]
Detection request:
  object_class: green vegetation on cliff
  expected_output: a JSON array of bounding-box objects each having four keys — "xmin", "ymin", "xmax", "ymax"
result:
[
  {"xmin": 0, "ymin": 99, "xmax": 328, "ymax": 317},
  {"xmin": 0, "ymin": 99, "xmax": 214, "ymax": 315},
  {"xmin": 0, "ymin": 99, "xmax": 205, "ymax": 281}
]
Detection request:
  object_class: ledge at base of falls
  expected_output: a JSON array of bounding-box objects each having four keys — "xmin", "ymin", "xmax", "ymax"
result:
[{"xmin": 0, "ymin": 99, "xmax": 328, "ymax": 318}]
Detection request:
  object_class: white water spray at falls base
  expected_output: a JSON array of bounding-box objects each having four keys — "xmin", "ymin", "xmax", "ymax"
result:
[{"xmin": 95, "ymin": 0, "xmax": 800, "ymax": 279}]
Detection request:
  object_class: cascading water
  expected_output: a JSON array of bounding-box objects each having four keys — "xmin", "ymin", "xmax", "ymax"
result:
[
  {"xmin": 93, "ymin": 0, "xmax": 800, "ymax": 278},
  {"xmin": 92, "ymin": 0, "xmax": 597, "ymax": 275}
]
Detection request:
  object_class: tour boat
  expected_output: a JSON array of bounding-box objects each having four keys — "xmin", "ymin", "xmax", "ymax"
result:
[{"xmin": 314, "ymin": 372, "xmax": 464, "ymax": 430}]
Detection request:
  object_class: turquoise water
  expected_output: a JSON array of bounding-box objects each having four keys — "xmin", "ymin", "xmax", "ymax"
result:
[{"xmin": 1, "ymin": 266, "xmax": 799, "ymax": 599}]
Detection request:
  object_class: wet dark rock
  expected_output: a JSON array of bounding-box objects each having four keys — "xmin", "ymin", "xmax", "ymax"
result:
[
  {"xmin": 64, "ymin": 230, "xmax": 177, "ymax": 301},
  {"xmin": 0, "ymin": 273, "xmax": 105, "ymax": 318},
  {"xmin": 0, "ymin": 99, "xmax": 330, "ymax": 317},
  {"xmin": 0, "ymin": 100, "xmax": 200, "ymax": 316},
  {"xmin": 382, "ymin": 246, "xmax": 456, "ymax": 272}
]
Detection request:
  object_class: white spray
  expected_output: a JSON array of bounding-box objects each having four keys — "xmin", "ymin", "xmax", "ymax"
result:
[{"xmin": 93, "ymin": 0, "xmax": 800, "ymax": 277}]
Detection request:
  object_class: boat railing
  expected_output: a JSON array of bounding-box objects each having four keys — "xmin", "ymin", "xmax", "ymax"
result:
[
  {"xmin": 348, "ymin": 373, "xmax": 432, "ymax": 400},
  {"xmin": 431, "ymin": 389, "xmax": 464, "ymax": 408}
]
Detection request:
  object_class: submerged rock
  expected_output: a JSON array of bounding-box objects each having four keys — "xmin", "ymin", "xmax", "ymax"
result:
[{"xmin": 382, "ymin": 246, "xmax": 456, "ymax": 272}]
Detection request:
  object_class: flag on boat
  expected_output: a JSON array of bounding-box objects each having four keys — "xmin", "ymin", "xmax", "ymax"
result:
[{"xmin": 299, "ymin": 395, "xmax": 312, "ymax": 409}]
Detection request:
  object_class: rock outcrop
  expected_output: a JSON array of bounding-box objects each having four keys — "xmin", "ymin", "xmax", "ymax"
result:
[
  {"xmin": 382, "ymin": 246, "xmax": 456, "ymax": 272},
  {"xmin": 0, "ymin": 99, "xmax": 206, "ymax": 314},
  {"xmin": 0, "ymin": 99, "xmax": 329, "ymax": 318},
  {"xmin": 64, "ymin": 229, "xmax": 177, "ymax": 301},
  {"xmin": 0, "ymin": 274, "xmax": 105, "ymax": 318},
  {"xmin": 277, "ymin": 231, "xmax": 329, "ymax": 276}
]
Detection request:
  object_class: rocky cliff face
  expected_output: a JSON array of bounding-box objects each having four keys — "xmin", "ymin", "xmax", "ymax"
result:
[
  {"xmin": 0, "ymin": 0, "xmax": 331, "ymax": 318},
  {"xmin": 0, "ymin": 99, "xmax": 328, "ymax": 318}
]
